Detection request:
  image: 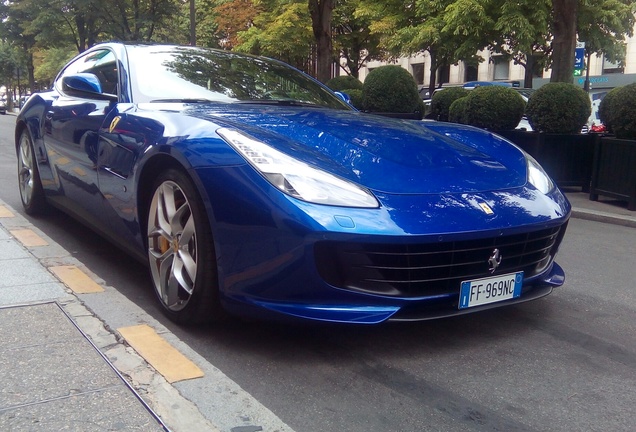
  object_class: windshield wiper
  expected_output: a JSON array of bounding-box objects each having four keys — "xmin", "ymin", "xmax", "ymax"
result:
[
  {"xmin": 235, "ymin": 99, "xmax": 320, "ymax": 108},
  {"xmin": 149, "ymin": 98, "xmax": 215, "ymax": 103}
]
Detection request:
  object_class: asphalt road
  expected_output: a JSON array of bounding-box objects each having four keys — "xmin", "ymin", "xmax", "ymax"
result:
[{"xmin": 1, "ymin": 112, "xmax": 635, "ymax": 431}]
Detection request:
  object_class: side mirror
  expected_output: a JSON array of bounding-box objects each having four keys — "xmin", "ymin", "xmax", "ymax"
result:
[
  {"xmin": 61, "ymin": 73, "xmax": 118, "ymax": 102},
  {"xmin": 334, "ymin": 91, "xmax": 351, "ymax": 104}
]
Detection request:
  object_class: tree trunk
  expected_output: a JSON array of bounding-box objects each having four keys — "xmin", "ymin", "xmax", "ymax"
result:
[
  {"xmin": 190, "ymin": 0, "xmax": 196, "ymax": 46},
  {"xmin": 550, "ymin": 0, "xmax": 578, "ymax": 83},
  {"xmin": 309, "ymin": 0, "xmax": 334, "ymax": 82},
  {"xmin": 22, "ymin": 45, "xmax": 36, "ymax": 94},
  {"xmin": 427, "ymin": 50, "xmax": 438, "ymax": 96},
  {"xmin": 523, "ymin": 53, "xmax": 534, "ymax": 88}
]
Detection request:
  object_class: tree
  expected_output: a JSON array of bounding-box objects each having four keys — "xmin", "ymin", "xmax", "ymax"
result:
[
  {"xmin": 492, "ymin": 0, "xmax": 551, "ymax": 88},
  {"xmin": 0, "ymin": 43, "xmax": 22, "ymax": 102},
  {"xmin": 0, "ymin": 0, "xmax": 41, "ymax": 93},
  {"xmin": 32, "ymin": 0, "xmax": 103, "ymax": 52},
  {"xmin": 214, "ymin": 0, "xmax": 260, "ymax": 50},
  {"xmin": 194, "ymin": 0, "xmax": 222, "ymax": 48},
  {"xmin": 577, "ymin": 0, "xmax": 635, "ymax": 88},
  {"xmin": 358, "ymin": 0, "xmax": 496, "ymax": 94},
  {"xmin": 332, "ymin": 0, "xmax": 383, "ymax": 78},
  {"xmin": 550, "ymin": 0, "xmax": 579, "ymax": 83},
  {"xmin": 95, "ymin": 0, "xmax": 179, "ymax": 41},
  {"xmin": 33, "ymin": 46, "xmax": 76, "ymax": 88},
  {"xmin": 236, "ymin": 1, "xmax": 314, "ymax": 72},
  {"xmin": 308, "ymin": 0, "xmax": 334, "ymax": 82}
]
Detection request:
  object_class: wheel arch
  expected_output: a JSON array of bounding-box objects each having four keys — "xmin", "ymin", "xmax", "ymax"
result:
[
  {"xmin": 15, "ymin": 117, "xmax": 47, "ymax": 167},
  {"xmin": 138, "ymin": 155, "xmax": 225, "ymax": 323},
  {"xmin": 136, "ymin": 153, "xmax": 213, "ymax": 247},
  {"xmin": 14, "ymin": 120, "xmax": 29, "ymax": 154}
]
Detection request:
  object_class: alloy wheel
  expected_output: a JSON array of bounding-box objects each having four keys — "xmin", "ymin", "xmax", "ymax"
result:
[
  {"xmin": 147, "ymin": 180, "xmax": 198, "ymax": 312},
  {"xmin": 18, "ymin": 133, "xmax": 36, "ymax": 206}
]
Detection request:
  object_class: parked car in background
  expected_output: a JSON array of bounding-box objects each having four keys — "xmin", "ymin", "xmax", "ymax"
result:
[
  {"xmin": 17, "ymin": 94, "xmax": 31, "ymax": 109},
  {"xmin": 16, "ymin": 43, "xmax": 571, "ymax": 326},
  {"xmin": 0, "ymin": 98, "xmax": 7, "ymax": 114}
]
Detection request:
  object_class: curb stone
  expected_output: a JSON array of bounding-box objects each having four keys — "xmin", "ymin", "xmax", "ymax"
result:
[{"xmin": 60, "ymin": 296, "xmax": 220, "ymax": 432}]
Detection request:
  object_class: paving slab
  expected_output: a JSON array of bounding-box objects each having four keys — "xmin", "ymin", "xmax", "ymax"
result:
[
  {"xmin": 0, "ymin": 238, "xmax": 31, "ymax": 260},
  {"xmin": 0, "ymin": 302, "xmax": 166, "ymax": 431},
  {"xmin": 0, "ymin": 258, "xmax": 58, "ymax": 287}
]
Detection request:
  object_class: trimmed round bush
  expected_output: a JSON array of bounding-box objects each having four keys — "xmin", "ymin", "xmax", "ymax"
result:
[
  {"xmin": 461, "ymin": 86, "xmax": 526, "ymax": 130},
  {"xmin": 362, "ymin": 65, "xmax": 422, "ymax": 114},
  {"xmin": 605, "ymin": 83, "xmax": 636, "ymax": 139},
  {"xmin": 525, "ymin": 83, "xmax": 591, "ymax": 134},
  {"xmin": 598, "ymin": 86, "xmax": 623, "ymax": 135},
  {"xmin": 448, "ymin": 96, "xmax": 469, "ymax": 124},
  {"xmin": 326, "ymin": 75, "xmax": 363, "ymax": 91},
  {"xmin": 342, "ymin": 88, "xmax": 363, "ymax": 110},
  {"xmin": 431, "ymin": 87, "xmax": 470, "ymax": 121}
]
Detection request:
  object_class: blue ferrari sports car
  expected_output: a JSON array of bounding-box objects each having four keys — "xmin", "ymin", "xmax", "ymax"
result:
[{"xmin": 16, "ymin": 43, "xmax": 570, "ymax": 325}]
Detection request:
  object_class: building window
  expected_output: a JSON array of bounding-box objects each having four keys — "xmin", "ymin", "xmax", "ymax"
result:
[
  {"xmin": 411, "ymin": 63, "xmax": 425, "ymax": 85},
  {"xmin": 437, "ymin": 64, "xmax": 450, "ymax": 85},
  {"xmin": 602, "ymin": 56, "xmax": 624, "ymax": 74},
  {"xmin": 493, "ymin": 56, "xmax": 510, "ymax": 80},
  {"xmin": 464, "ymin": 65, "xmax": 478, "ymax": 82}
]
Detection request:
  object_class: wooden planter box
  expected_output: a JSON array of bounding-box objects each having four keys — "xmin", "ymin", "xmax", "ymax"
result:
[
  {"xmin": 589, "ymin": 137, "xmax": 636, "ymax": 210},
  {"xmin": 494, "ymin": 130, "xmax": 543, "ymax": 156},
  {"xmin": 495, "ymin": 130, "xmax": 598, "ymax": 192}
]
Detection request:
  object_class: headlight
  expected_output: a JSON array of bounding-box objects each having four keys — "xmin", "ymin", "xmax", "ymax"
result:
[
  {"xmin": 526, "ymin": 154, "xmax": 554, "ymax": 194},
  {"xmin": 217, "ymin": 128, "xmax": 379, "ymax": 208}
]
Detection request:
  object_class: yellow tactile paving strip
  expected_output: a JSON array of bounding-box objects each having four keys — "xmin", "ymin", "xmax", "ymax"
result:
[
  {"xmin": 10, "ymin": 229, "xmax": 49, "ymax": 247},
  {"xmin": 49, "ymin": 265, "xmax": 105, "ymax": 293},
  {"xmin": 118, "ymin": 324, "xmax": 204, "ymax": 383},
  {"xmin": 0, "ymin": 205, "xmax": 15, "ymax": 218}
]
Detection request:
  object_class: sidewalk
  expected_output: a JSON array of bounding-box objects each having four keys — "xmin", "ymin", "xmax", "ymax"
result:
[
  {"xmin": 0, "ymin": 201, "xmax": 219, "ymax": 432},
  {"xmin": 564, "ymin": 188, "xmax": 636, "ymax": 228},
  {"xmin": 0, "ymin": 190, "xmax": 634, "ymax": 431},
  {"xmin": 0, "ymin": 302, "xmax": 167, "ymax": 431}
]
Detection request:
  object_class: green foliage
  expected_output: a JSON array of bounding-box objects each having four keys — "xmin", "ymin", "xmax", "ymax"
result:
[
  {"xmin": 1, "ymin": 0, "xmax": 633, "ymax": 92},
  {"xmin": 602, "ymin": 83, "xmax": 636, "ymax": 139},
  {"xmin": 341, "ymin": 88, "xmax": 363, "ymax": 110},
  {"xmin": 526, "ymin": 83, "xmax": 591, "ymax": 134},
  {"xmin": 448, "ymin": 96, "xmax": 469, "ymax": 124},
  {"xmin": 578, "ymin": 0, "xmax": 636, "ymax": 67},
  {"xmin": 357, "ymin": 0, "xmax": 498, "ymax": 92},
  {"xmin": 326, "ymin": 75, "xmax": 363, "ymax": 91},
  {"xmin": 460, "ymin": 86, "xmax": 526, "ymax": 130},
  {"xmin": 0, "ymin": 43, "xmax": 19, "ymax": 87},
  {"xmin": 362, "ymin": 65, "xmax": 421, "ymax": 114},
  {"xmin": 333, "ymin": 0, "xmax": 383, "ymax": 78},
  {"xmin": 236, "ymin": 1, "xmax": 314, "ymax": 72},
  {"xmin": 430, "ymin": 87, "xmax": 470, "ymax": 121},
  {"xmin": 598, "ymin": 86, "xmax": 621, "ymax": 134},
  {"xmin": 494, "ymin": 0, "xmax": 550, "ymax": 87},
  {"xmin": 34, "ymin": 47, "xmax": 77, "ymax": 89}
]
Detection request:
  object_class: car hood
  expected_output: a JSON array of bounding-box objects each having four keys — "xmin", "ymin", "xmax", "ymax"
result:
[{"xmin": 186, "ymin": 104, "xmax": 528, "ymax": 195}]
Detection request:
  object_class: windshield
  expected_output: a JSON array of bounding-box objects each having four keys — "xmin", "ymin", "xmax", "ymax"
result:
[
  {"xmin": 127, "ymin": 45, "xmax": 351, "ymax": 110},
  {"xmin": 515, "ymin": 88, "xmax": 536, "ymax": 101}
]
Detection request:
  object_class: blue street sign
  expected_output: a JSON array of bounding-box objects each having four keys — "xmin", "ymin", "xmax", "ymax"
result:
[{"xmin": 575, "ymin": 46, "xmax": 585, "ymax": 70}]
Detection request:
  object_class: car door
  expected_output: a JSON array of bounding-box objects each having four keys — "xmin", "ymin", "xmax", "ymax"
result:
[{"xmin": 43, "ymin": 48, "xmax": 119, "ymax": 227}]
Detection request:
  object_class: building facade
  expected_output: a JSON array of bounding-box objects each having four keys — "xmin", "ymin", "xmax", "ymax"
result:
[{"xmin": 359, "ymin": 33, "xmax": 636, "ymax": 124}]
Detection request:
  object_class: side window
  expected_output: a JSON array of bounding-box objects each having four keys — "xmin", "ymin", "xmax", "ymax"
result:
[{"xmin": 58, "ymin": 49, "xmax": 119, "ymax": 96}]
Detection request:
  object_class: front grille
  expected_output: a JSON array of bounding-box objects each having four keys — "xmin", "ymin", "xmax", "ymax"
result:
[{"xmin": 314, "ymin": 224, "xmax": 567, "ymax": 298}]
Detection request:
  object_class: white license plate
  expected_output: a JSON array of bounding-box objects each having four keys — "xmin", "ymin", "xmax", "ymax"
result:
[{"xmin": 459, "ymin": 272, "xmax": 523, "ymax": 309}]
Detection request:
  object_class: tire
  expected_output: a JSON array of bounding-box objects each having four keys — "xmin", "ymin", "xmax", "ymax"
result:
[
  {"xmin": 17, "ymin": 129, "xmax": 47, "ymax": 215},
  {"xmin": 146, "ymin": 168, "xmax": 224, "ymax": 324}
]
